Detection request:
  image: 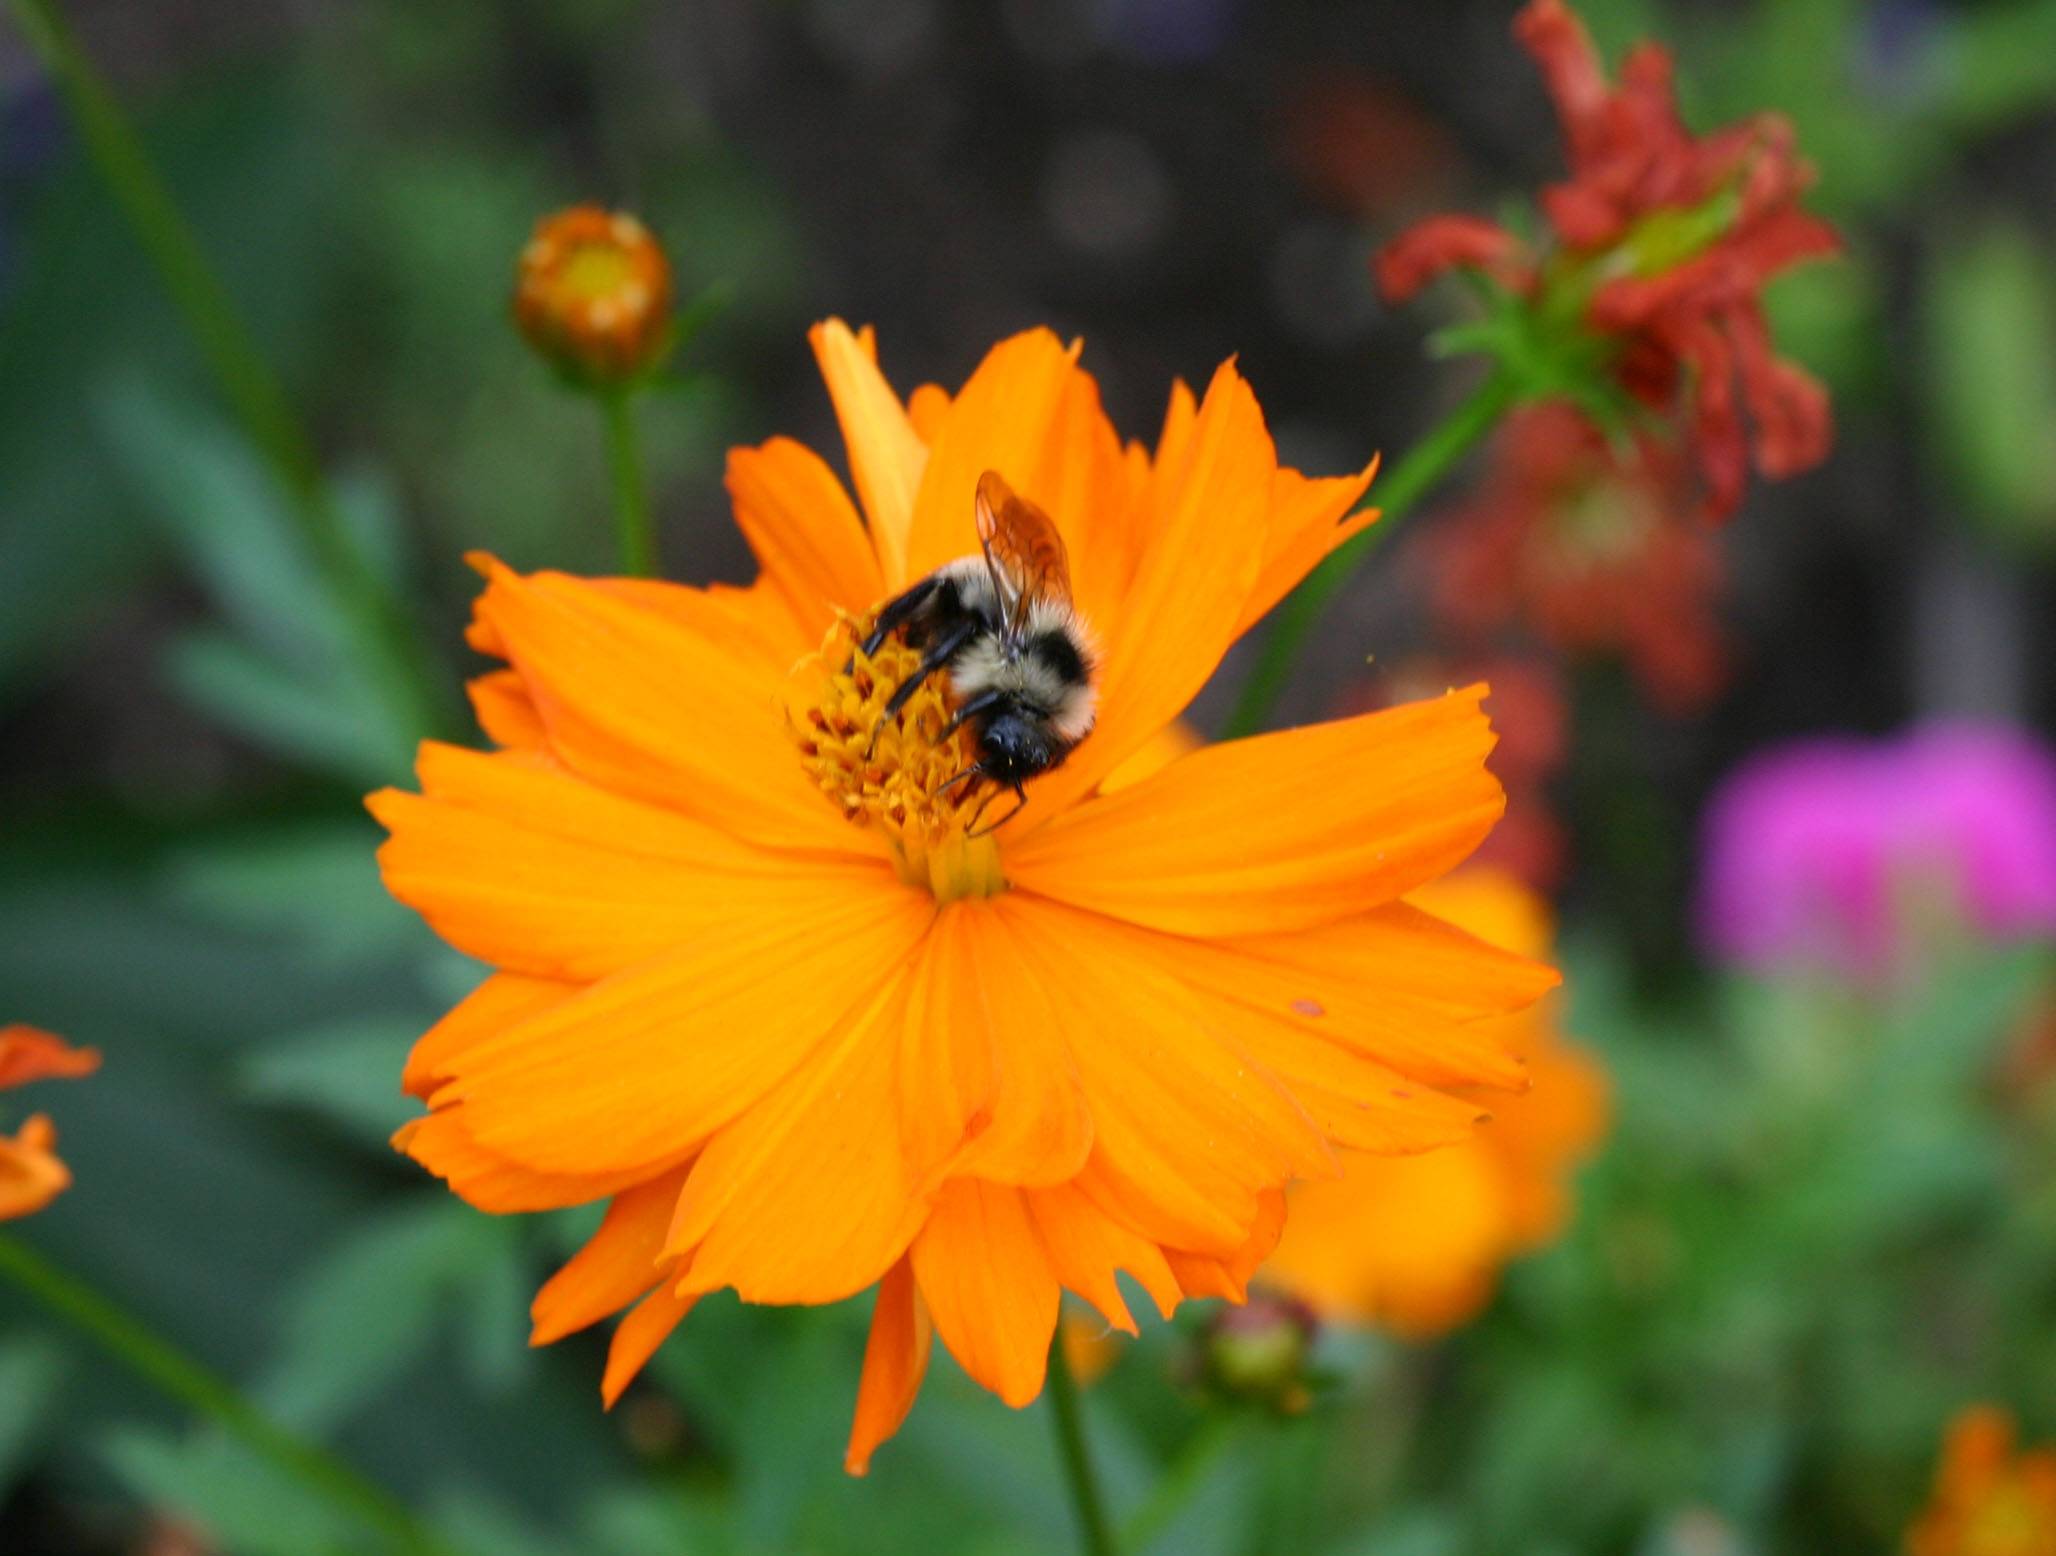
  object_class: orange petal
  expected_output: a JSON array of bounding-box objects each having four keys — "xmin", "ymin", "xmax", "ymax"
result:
[
  {"xmin": 400, "ymin": 971, "xmax": 577, "ymax": 1102},
  {"xmin": 1163, "ymin": 1188, "xmax": 1286, "ymax": 1301},
  {"xmin": 902, "ymin": 905, "xmax": 1094, "ymax": 1189},
  {"xmin": 600, "ymin": 1279, "xmax": 697, "ymax": 1407},
  {"xmin": 1024, "ymin": 1182, "xmax": 1182, "ymax": 1332},
  {"xmin": 845, "ymin": 1256, "xmax": 932, "ymax": 1475},
  {"xmin": 1107, "ymin": 902, "xmax": 1551, "ymax": 1093},
  {"xmin": 727, "ymin": 436, "xmax": 885, "ymax": 643},
  {"xmin": 905, "ymin": 383, "xmax": 951, "ymax": 442},
  {"xmin": 1235, "ymin": 463, "xmax": 1380, "ymax": 636},
  {"xmin": 1025, "ymin": 359, "xmax": 1278, "ymax": 816},
  {"xmin": 990, "ymin": 896, "xmax": 1332, "ymax": 1256},
  {"xmin": 1007, "ymin": 687, "xmax": 1505, "ymax": 937},
  {"xmin": 0, "ymin": 1026, "xmax": 100, "ymax": 1089},
  {"xmin": 430, "ymin": 881, "xmax": 934, "ymax": 1179},
  {"xmin": 371, "ymin": 742, "xmax": 899, "ymax": 980},
  {"xmin": 0, "ymin": 1115, "xmax": 70, "ymax": 1221},
  {"xmin": 394, "ymin": 1110, "xmax": 654, "ymax": 1212},
  {"xmin": 910, "ymin": 1178, "xmax": 1060, "ymax": 1407},
  {"xmin": 809, "ymin": 320, "xmax": 925, "ymax": 586},
  {"xmin": 1098, "ymin": 720, "xmax": 1200, "ymax": 795},
  {"xmin": 900, "ymin": 329, "xmax": 1088, "ymax": 585},
  {"xmin": 531, "ymin": 1167, "xmax": 691, "ymax": 1344},
  {"xmin": 467, "ymin": 560, "xmax": 866, "ymax": 857},
  {"xmin": 466, "ymin": 669, "xmax": 546, "ymax": 750},
  {"xmin": 666, "ymin": 976, "xmax": 932, "ymax": 1305}
]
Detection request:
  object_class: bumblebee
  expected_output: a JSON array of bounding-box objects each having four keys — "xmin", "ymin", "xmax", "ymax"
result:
[{"xmin": 860, "ymin": 471, "xmax": 1098, "ymax": 828}]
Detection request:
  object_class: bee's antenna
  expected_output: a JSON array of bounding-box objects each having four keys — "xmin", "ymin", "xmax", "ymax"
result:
[{"xmin": 967, "ymin": 784, "xmax": 1028, "ymax": 837}]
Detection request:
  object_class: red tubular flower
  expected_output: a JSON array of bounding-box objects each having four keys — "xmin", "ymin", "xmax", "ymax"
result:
[
  {"xmin": 1422, "ymin": 404, "xmax": 1730, "ymax": 715},
  {"xmin": 1378, "ymin": 0, "xmax": 1840, "ymax": 519}
]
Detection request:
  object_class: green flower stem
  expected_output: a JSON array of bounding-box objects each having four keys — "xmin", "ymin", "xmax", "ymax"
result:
[
  {"xmin": 0, "ymin": 1231, "xmax": 464, "ymax": 1556},
  {"xmin": 6, "ymin": 0, "xmax": 449, "ymax": 746},
  {"xmin": 601, "ymin": 391, "xmax": 658, "ymax": 577},
  {"xmin": 1046, "ymin": 1331, "xmax": 1119, "ymax": 1556},
  {"xmin": 1221, "ymin": 367, "xmax": 1522, "ymax": 740},
  {"xmin": 1119, "ymin": 1412, "xmax": 1239, "ymax": 1554}
]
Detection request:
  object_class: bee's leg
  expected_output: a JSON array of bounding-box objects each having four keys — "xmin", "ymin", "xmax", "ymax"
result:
[
  {"xmin": 866, "ymin": 620, "xmax": 977, "ymax": 757},
  {"xmin": 967, "ymin": 784, "xmax": 1028, "ymax": 838},
  {"xmin": 881, "ymin": 620, "xmax": 976, "ymax": 721},
  {"xmin": 857, "ymin": 576, "xmax": 941, "ymax": 658},
  {"xmin": 940, "ymin": 689, "xmax": 1006, "ymax": 739}
]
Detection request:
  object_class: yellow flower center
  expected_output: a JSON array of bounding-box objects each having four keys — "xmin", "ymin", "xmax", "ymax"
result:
[
  {"xmin": 557, "ymin": 240, "xmax": 639, "ymax": 303},
  {"xmin": 791, "ymin": 614, "xmax": 1006, "ymax": 902}
]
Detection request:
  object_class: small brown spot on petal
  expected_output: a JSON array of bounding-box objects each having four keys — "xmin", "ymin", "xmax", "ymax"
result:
[{"xmin": 1290, "ymin": 997, "xmax": 1326, "ymax": 1018}]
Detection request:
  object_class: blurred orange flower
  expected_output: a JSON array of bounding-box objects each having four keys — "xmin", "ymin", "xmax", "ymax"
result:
[
  {"xmin": 371, "ymin": 321, "xmax": 1558, "ymax": 1472},
  {"xmin": 1423, "ymin": 403, "xmax": 1730, "ymax": 714},
  {"xmin": 1378, "ymin": 0, "xmax": 1839, "ymax": 519},
  {"xmin": 1259, "ymin": 868, "xmax": 1607, "ymax": 1334},
  {"xmin": 513, "ymin": 206, "xmax": 674, "ymax": 386},
  {"xmin": 1908, "ymin": 1406, "xmax": 2056, "ymax": 1556},
  {"xmin": 0, "ymin": 1024, "xmax": 101, "ymax": 1222}
]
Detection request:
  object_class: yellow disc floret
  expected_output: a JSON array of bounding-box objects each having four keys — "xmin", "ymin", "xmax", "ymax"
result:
[{"xmin": 791, "ymin": 614, "xmax": 1005, "ymax": 901}]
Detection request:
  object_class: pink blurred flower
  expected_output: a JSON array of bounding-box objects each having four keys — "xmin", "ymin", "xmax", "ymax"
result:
[{"xmin": 1699, "ymin": 723, "xmax": 2056, "ymax": 983}]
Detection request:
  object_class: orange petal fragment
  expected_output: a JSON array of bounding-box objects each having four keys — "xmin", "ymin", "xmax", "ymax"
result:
[
  {"xmin": 910, "ymin": 1178, "xmax": 1060, "ymax": 1407},
  {"xmin": 466, "ymin": 669, "xmax": 547, "ymax": 750},
  {"xmin": 1028, "ymin": 359, "xmax": 1278, "ymax": 814},
  {"xmin": 991, "ymin": 896, "xmax": 1331, "ymax": 1256},
  {"xmin": 0, "ymin": 1026, "xmax": 100, "ymax": 1089},
  {"xmin": 466, "ymin": 560, "xmax": 865, "ymax": 856},
  {"xmin": 727, "ymin": 436, "xmax": 885, "ymax": 642},
  {"xmin": 904, "ymin": 905, "xmax": 1094, "ymax": 1189},
  {"xmin": 1024, "ymin": 1182, "xmax": 1182, "ymax": 1332},
  {"xmin": 845, "ymin": 1256, "xmax": 932, "ymax": 1475},
  {"xmin": 432, "ymin": 882, "xmax": 933, "ymax": 1178},
  {"xmin": 809, "ymin": 320, "xmax": 925, "ymax": 585},
  {"xmin": 531, "ymin": 1167, "xmax": 690, "ymax": 1344},
  {"xmin": 372, "ymin": 743, "xmax": 898, "ymax": 981},
  {"xmin": 600, "ymin": 1279, "xmax": 698, "ymax": 1408},
  {"xmin": 667, "ymin": 976, "xmax": 932, "ymax": 1305},
  {"xmin": 0, "ymin": 1115, "xmax": 71, "ymax": 1222},
  {"xmin": 394, "ymin": 1110, "xmax": 653, "ymax": 1213},
  {"xmin": 1008, "ymin": 688, "xmax": 1505, "ymax": 937}
]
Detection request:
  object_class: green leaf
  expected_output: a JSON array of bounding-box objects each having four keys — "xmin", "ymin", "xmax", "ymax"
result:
[
  {"xmin": 99, "ymin": 1427, "xmax": 357, "ymax": 1556},
  {"xmin": 0, "ymin": 1336, "xmax": 67, "ymax": 1493},
  {"xmin": 261, "ymin": 1197, "xmax": 516, "ymax": 1433},
  {"xmin": 1922, "ymin": 221, "xmax": 2056, "ymax": 550},
  {"xmin": 237, "ymin": 1016, "xmax": 420, "ymax": 1148}
]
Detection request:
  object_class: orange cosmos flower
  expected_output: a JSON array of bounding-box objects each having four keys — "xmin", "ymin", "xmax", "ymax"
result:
[
  {"xmin": 371, "ymin": 321, "xmax": 1557, "ymax": 1472},
  {"xmin": 0, "ymin": 1024, "xmax": 101, "ymax": 1222},
  {"xmin": 513, "ymin": 205, "xmax": 674, "ymax": 386},
  {"xmin": 1378, "ymin": 0, "xmax": 1839, "ymax": 519},
  {"xmin": 1908, "ymin": 1406, "xmax": 2056, "ymax": 1556},
  {"xmin": 1259, "ymin": 868, "xmax": 1605, "ymax": 1334}
]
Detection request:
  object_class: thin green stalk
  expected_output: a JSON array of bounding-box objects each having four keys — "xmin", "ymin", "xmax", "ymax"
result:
[
  {"xmin": 7, "ymin": 0, "xmax": 448, "ymax": 744},
  {"xmin": 1046, "ymin": 1332, "xmax": 1119, "ymax": 1556},
  {"xmin": 0, "ymin": 1232, "xmax": 464, "ymax": 1556},
  {"xmin": 1221, "ymin": 368, "xmax": 1521, "ymax": 739},
  {"xmin": 602, "ymin": 391, "xmax": 657, "ymax": 577},
  {"xmin": 1119, "ymin": 1411, "xmax": 1239, "ymax": 1553}
]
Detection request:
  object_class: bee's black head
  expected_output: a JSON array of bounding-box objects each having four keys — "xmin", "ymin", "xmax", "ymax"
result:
[{"xmin": 978, "ymin": 709, "xmax": 1064, "ymax": 784}]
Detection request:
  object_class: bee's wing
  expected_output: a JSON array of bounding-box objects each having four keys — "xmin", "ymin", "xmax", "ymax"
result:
[{"xmin": 974, "ymin": 470, "xmax": 1073, "ymax": 641}]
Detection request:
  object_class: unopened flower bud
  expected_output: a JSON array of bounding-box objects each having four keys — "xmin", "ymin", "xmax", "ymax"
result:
[
  {"xmin": 1200, "ymin": 1293, "xmax": 1319, "ymax": 1413},
  {"xmin": 513, "ymin": 205, "xmax": 674, "ymax": 387}
]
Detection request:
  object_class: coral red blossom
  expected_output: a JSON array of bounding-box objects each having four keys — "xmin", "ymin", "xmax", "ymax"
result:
[{"xmin": 1377, "ymin": 0, "xmax": 1840, "ymax": 518}]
